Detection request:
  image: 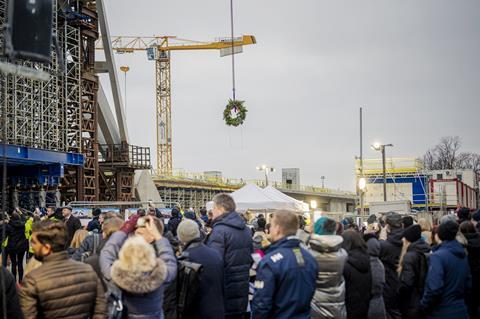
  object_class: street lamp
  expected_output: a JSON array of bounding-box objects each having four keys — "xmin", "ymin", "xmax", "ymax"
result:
[
  {"xmin": 256, "ymin": 165, "xmax": 274, "ymax": 186},
  {"xmin": 321, "ymin": 176, "xmax": 325, "ymax": 189},
  {"xmin": 371, "ymin": 142, "xmax": 393, "ymax": 201},
  {"xmin": 120, "ymin": 66, "xmax": 130, "ymax": 116}
]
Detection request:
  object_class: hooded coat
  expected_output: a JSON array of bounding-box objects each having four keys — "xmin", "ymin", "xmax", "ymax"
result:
[
  {"xmin": 100, "ymin": 232, "xmax": 177, "ymax": 319},
  {"xmin": 421, "ymin": 240, "xmax": 471, "ymax": 319},
  {"xmin": 464, "ymin": 232, "xmax": 480, "ymax": 319},
  {"xmin": 168, "ymin": 211, "xmax": 182, "ymax": 237},
  {"xmin": 399, "ymin": 239, "xmax": 431, "ymax": 319},
  {"xmin": 343, "ymin": 248, "xmax": 372, "ymax": 319},
  {"xmin": 205, "ymin": 211, "xmax": 253, "ymax": 316},
  {"xmin": 308, "ymin": 234, "xmax": 347, "ymax": 319},
  {"xmin": 379, "ymin": 227, "xmax": 403, "ymax": 319},
  {"xmin": 365, "ymin": 236, "xmax": 387, "ymax": 319},
  {"xmin": 5, "ymin": 218, "xmax": 28, "ymax": 252}
]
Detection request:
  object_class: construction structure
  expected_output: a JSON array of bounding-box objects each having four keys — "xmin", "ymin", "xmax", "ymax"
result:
[
  {"xmin": 0, "ymin": 0, "xmax": 150, "ymax": 211},
  {"xmin": 95, "ymin": 35, "xmax": 256, "ymax": 175},
  {"xmin": 355, "ymin": 158, "xmax": 479, "ymax": 213}
]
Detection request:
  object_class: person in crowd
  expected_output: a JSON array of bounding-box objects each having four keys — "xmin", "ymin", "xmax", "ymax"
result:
[
  {"xmin": 184, "ymin": 210, "xmax": 202, "ymax": 229},
  {"xmin": 72, "ymin": 224, "xmax": 103, "ymax": 262},
  {"xmin": 3, "ymin": 212, "xmax": 28, "ymax": 283},
  {"xmin": 401, "ymin": 215, "xmax": 414, "ymax": 229},
  {"xmin": 457, "ymin": 207, "xmax": 472, "ymax": 224},
  {"xmin": 418, "ymin": 218, "xmax": 433, "ymax": 246},
  {"xmin": 367, "ymin": 214, "xmax": 377, "ymax": 225},
  {"xmin": 67, "ymin": 229, "xmax": 89, "ymax": 257},
  {"xmin": 205, "ymin": 211, "xmax": 214, "ymax": 228},
  {"xmin": 206, "ymin": 193, "xmax": 253, "ymax": 319},
  {"xmin": 18, "ymin": 220, "xmax": 106, "ymax": 318},
  {"xmin": 341, "ymin": 217, "xmax": 355, "ymax": 231},
  {"xmin": 100, "ymin": 215, "xmax": 177, "ymax": 318},
  {"xmin": 253, "ymin": 217, "xmax": 270, "ymax": 253},
  {"xmin": 252, "ymin": 211, "xmax": 318, "ymax": 319},
  {"xmin": 341, "ymin": 229, "xmax": 372, "ymax": 319},
  {"xmin": 440, "ymin": 214, "xmax": 468, "ymax": 247},
  {"xmin": 168, "ymin": 207, "xmax": 182, "ymax": 237},
  {"xmin": 0, "ymin": 266, "xmax": 24, "ymax": 318},
  {"xmin": 44, "ymin": 206, "xmax": 61, "ymax": 221},
  {"xmin": 471, "ymin": 209, "xmax": 480, "ymax": 232},
  {"xmin": 87, "ymin": 208, "xmax": 102, "ymax": 233},
  {"xmin": 23, "ymin": 256, "xmax": 42, "ymax": 278},
  {"xmin": 176, "ymin": 219, "xmax": 224, "ymax": 318},
  {"xmin": 459, "ymin": 221, "xmax": 480, "ymax": 319},
  {"xmin": 199, "ymin": 207, "xmax": 209, "ymax": 223},
  {"xmin": 398, "ymin": 224, "xmax": 430, "ymax": 319},
  {"xmin": 296, "ymin": 215, "xmax": 310, "ymax": 244},
  {"xmin": 84, "ymin": 217, "xmax": 124, "ymax": 291},
  {"xmin": 421, "ymin": 220, "xmax": 471, "ymax": 319},
  {"xmin": 379, "ymin": 211, "xmax": 403, "ymax": 319},
  {"xmin": 309, "ymin": 216, "xmax": 347, "ymax": 319},
  {"xmin": 364, "ymin": 224, "xmax": 387, "ymax": 319},
  {"xmin": 62, "ymin": 206, "xmax": 82, "ymax": 246}
]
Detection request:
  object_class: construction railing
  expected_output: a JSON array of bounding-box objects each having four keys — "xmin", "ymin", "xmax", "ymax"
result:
[{"xmin": 99, "ymin": 143, "xmax": 151, "ymax": 169}]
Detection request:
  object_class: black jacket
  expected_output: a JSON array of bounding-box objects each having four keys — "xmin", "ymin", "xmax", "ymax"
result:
[
  {"xmin": 0, "ymin": 266, "xmax": 24, "ymax": 319},
  {"xmin": 379, "ymin": 227, "xmax": 403, "ymax": 319},
  {"xmin": 465, "ymin": 232, "xmax": 480, "ymax": 319},
  {"xmin": 343, "ymin": 248, "xmax": 372, "ymax": 319},
  {"xmin": 168, "ymin": 214, "xmax": 182, "ymax": 237},
  {"xmin": 399, "ymin": 239, "xmax": 430, "ymax": 319},
  {"xmin": 86, "ymin": 216, "xmax": 101, "ymax": 233},
  {"xmin": 205, "ymin": 211, "xmax": 253, "ymax": 316},
  {"xmin": 181, "ymin": 240, "xmax": 225, "ymax": 319},
  {"xmin": 65, "ymin": 215, "xmax": 82, "ymax": 247},
  {"xmin": 6, "ymin": 219, "xmax": 28, "ymax": 252}
]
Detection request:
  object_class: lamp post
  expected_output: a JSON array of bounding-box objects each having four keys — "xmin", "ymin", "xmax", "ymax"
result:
[
  {"xmin": 321, "ymin": 176, "xmax": 325, "ymax": 189},
  {"xmin": 358, "ymin": 177, "xmax": 366, "ymax": 216},
  {"xmin": 256, "ymin": 165, "xmax": 274, "ymax": 186},
  {"xmin": 371, "ymin": 142, "xmax": 393, "ymax": 202},
  {"xmin": 120, "ymin": 66, "xmax": 130, "ymax": 117}
]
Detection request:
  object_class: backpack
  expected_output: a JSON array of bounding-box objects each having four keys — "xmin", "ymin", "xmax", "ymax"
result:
[
  {"xmin": 81, "ymin": 233, "xmax": 100, "ymax": 263},
  {"xmin": 176, "ymin": 254, "xmax": 203, "ymax": 319}
]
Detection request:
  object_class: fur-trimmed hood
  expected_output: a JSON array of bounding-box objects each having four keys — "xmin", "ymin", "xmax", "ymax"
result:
[{"xmin": 111, "ymin": 236, "xmax": 167, "ymax": 294}]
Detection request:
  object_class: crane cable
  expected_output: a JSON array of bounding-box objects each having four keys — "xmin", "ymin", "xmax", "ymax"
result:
[{"xmin": 229, "ymin": 0, "xmax": 236, "ymax": 101}]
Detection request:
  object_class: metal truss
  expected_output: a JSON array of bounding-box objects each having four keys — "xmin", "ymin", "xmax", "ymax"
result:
[{"xmin": 156, "ymin": 56, "xmax": 172, "ymax": 175}]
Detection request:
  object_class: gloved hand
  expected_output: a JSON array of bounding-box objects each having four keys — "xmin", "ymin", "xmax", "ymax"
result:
[{"xmin": 120, "ymin": 214, "xmax": 140, "ymax": 235}]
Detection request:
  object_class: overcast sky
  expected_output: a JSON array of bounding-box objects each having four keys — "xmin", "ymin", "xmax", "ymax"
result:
[{"xmin": 99, "ymin": 0, "xmax": 480, "ymax": 191}]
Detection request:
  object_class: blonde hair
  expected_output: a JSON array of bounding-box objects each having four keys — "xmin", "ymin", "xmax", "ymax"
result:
[
  {"xmin": 418, "ymin": 218, "xmax": 432, "ymax": 232},
  {"xmin": 102, "ymin": 217, "xmax": 124, "ymax": 239},
  {"xmin": 397, "ymin": 238, "xmax": 410, "ymax": 275},
  {"xmin": 117, "ymin": 235, "xmax": 156, "ymax": 272},
  {"xmin": 70, "ymin": 229, "xmax": 89, "ymax": 248}
]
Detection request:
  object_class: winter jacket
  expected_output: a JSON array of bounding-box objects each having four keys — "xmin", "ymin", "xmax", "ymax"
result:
[
  {"xmin": 5, "ymin": 219, "xmax": 28, "ymax": 252},
  {"xmin": 65, "ymin": 215, "xmax": 82, "ymax": 247},
  {"xmin": 72, "ymin": 232, "xmax": 104, "ymax": 261},
  {"xmin": 379, "ymin": 227, "xmax": 403, "ymax": 319},
  {"xmin": 168, "ymin": 212, "xmax": 182, "ymax": 237},
  {"xmin": 464, "ymin": 232, "xmax": 480, "ymax": 319},
  {"xmin": 399, "ymin": 239, "xmax": 431, "ymax": 319},
  {"xmin": 0, "ymin": 266, "xmax": 24, "ymax": 319},
  {"xmin": 19, "ymin": 251, "xmax": 106, "ymax": 319},
  {"xmin": 181, "ymin": 239, "xmax": 225, "ymax": 319},
  {"xmin": 100, "ymin": 231, "xmax": 177, "ymax": 319},
  {"xmin": 421, "ymin": 240, "xmax": 471, "ymax": 319},
  {"xmin": 251, "ymin": 236, "xmax": 318, "ymax": 319},
  {"xmin": 365, "ymin": 236, "xmax": 387, "ymax": 319},
  {"xmin": 308, "ymin": 234, "xmax": 347, "ymax": 319},
  {"xmin": 87, "ymin": 216, "xmax": 101, "ymax": 233},
  {"xmin": 343, "ymin": 248, "xmax": 372, "ymax": 319},
  {"xmin": 205, "ymin": 211, "xmax": 253, "ymax": 316}
]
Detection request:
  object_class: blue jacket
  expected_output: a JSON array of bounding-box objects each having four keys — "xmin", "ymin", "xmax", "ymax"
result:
[
  {"xmin": 251, "ymin": 236, "xmax": 318, "ymax": 319},
  {"xmin": 182, "ymin": 240, "xmax": 225, "ymax": 319},
  {"xmin": 421, "ymin": 240, "xmax": 471, "ymax": 319},
  {"xmin": 205, "ymin": 211, "xmax": 253, "ymax": 315}
]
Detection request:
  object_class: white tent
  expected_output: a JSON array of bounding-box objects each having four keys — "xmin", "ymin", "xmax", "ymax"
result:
[
  {"xmin": 263, "ymin": 185, "xmax": 308, "ymax": 212},
  {"xmin": 206, "ymin": 184, "xmax": 302, "ymax": 212}
]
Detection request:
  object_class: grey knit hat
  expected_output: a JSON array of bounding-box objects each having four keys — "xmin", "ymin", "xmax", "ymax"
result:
[{"xmin": 177, "ymin": 219, "xmax": 200, "ymax": 245}]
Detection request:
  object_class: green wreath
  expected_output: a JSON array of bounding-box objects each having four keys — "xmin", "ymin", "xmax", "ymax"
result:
[{"xmin": 223, "ymin": 99, "xmax": 247, "ymax": 127}]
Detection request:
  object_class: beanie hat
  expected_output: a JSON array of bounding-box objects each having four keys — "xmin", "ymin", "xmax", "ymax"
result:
[
  {"xmin": 92, "ymin": 208, "xmax": 102, "ymax": 217},
  {"xmin": 457, "ymin": 207, "xmax": 471, "ymax": 222},
  {"xmin": 314, "ymin": 217, "xmax": 336, "ymax": 235},
  {"xmin": 385, "ymin": 212, "xmax": 402, "ymax": 228},
  {"xmin": 403, "ymin": 224, "xmax": 421, "ymax": 243},
  {"xmin": 177, "ymin": 219, "xmax": 200, "ymax": 244},
  {"xmin": 472, "ymin": 210, "xmax": 480, "ymax": 222},
  {"xmin": 438, "ymin": 220, "xmax": 458, "ymax": 241},
  {"xmin": 341, "ymin": 217, "xmax": 354, "ymax": 229}
]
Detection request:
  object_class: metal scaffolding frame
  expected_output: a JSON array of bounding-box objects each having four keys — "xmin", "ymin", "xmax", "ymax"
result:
[{"xmin": 156, "ymin": 54, "xmax": 172, "ymax": 175}]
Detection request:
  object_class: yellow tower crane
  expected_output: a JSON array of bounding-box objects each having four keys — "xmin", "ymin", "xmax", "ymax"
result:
[{"xmin": 95, "ymin": 35, "xmax": 256, "ymax": 175}]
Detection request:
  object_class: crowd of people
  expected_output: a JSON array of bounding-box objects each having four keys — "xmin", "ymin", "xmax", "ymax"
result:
[{"xmin": 0, "ymin": 197, "xmax": 479, "ymax": 319}]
